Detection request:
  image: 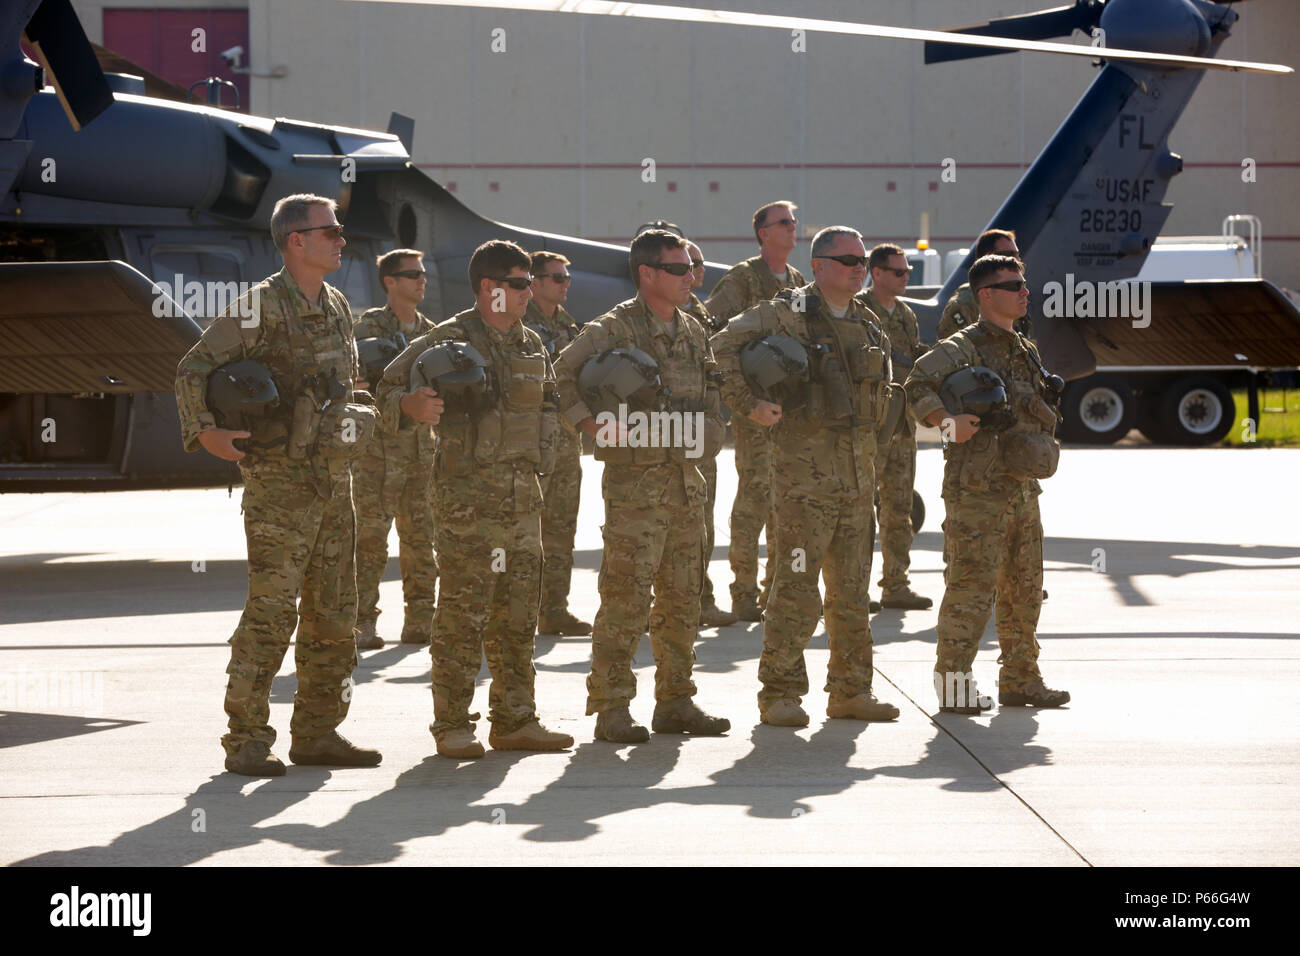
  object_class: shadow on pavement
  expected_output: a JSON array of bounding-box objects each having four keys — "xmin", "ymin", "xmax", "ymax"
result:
[{"xmin": 0, "ymin": 711, "xmax": 142, "ymax": 749}]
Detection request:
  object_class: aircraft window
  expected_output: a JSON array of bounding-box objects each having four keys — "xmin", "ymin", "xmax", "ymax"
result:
[{"xmin": 150, "ymin": 249, "xmax": 243, "ymax": 287}]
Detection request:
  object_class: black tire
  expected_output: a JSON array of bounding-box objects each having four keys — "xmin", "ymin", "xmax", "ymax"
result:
[
  {"xmin": 1156, "ymin": 375, "xmax": 1235, "ymax": 446},
  {"xmin": 1059, "ymin": 375, "xmax": 1135, "ymax": 444},
  {"xmin": 1135, "ymin": 391, "xmax": 1168, "ymax": 444}
]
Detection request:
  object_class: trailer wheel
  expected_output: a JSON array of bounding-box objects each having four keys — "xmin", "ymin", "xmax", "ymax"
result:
[
  {"xmin": 1060, "ymin": 376, "xmax": 1134, "ymax": 444},
  {"xmin": 1156, "ymin": 375, "xmax": 1235, "ymax": 446}
]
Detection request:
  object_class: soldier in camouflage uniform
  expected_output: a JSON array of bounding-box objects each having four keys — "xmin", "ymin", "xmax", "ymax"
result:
[
  {"xmin": 175, "ymin": 194, "xmax": 384, "ymax": 776},
  {"xmin": 351, "ymin": 249, "xmax": 438, "ymax": 649},
  {"xmin": 712, "ymin": 227, "xmax": 900, "ymax": 727},
  {"xmin": 526, "ymin": 251, "xmax": 592, "ymax": 637},
  {"xmin": 377, "ymin": 240, "xmax": 573, "ymax": 759},
  {"xmin": 905, "ymin": 254, "xmax": 1070, "ymax": 714},
  {"xmin": 685, "ymin": 240, "xmax": 738, "ymax": 629},
  {"xmin": 554, "ymin": 230, "xmax": 730, "ymax": 743},
  {"xmin": 858, "ymin": 243, "xmax": 931, "ymax": 610},
  {"xmin": 704, "ymin": 201, "xmax": 806, "ymax": 621},
  {"xmin": 938, "ymin": 229, "xmax": 1022, "ymax": 340}
]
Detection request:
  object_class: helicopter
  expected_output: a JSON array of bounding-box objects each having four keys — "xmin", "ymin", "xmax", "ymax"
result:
[{"xmin": 0, "ymin": 0, "xmax": 1294, "ymax": 489}]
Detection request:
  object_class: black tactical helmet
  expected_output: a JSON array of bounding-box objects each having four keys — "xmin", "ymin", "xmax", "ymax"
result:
[
  {"xmin": 578, "ymin": 347, "xmax": 665, "ymax": 416},
  {"xmin": 206, "ymin": 359, "xmax": 279, "ymax": 430},
  {"xmin": 740, "ymin": 335, "xmax": 811, "ymax": 411},
  {"xmin": 410, "ymin": 340, "xmax": 495, "ymax": 414},
  {"xmin": 939, "ymin": 365, "xmax": 1017, "ymax": 432},
  {"xmin": 356, "ymin": 336, "xmax": 402, "ymax": 388}
]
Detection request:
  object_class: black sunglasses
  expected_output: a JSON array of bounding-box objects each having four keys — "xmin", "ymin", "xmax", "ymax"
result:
[
  {"xmin": 487, "ymin": 275, "xmax": 534, "ymax": 290},
  {"xmin": 540, "ymin": 273, "xmax": 572, "ymax": 283},
  {"xmin": 391, "ymin": 269, "xmax": 426, "ymax": 279},
  {"xmin": 649, "ymin": 262, "xmax": 692, "ymax": 276},
  {"xmin": 880, "ymin": 266, "xmax": 912, "ymax": 278},
  {"xmin": 294, "ymin": 224, "xmax": 344, "ymax": 240},
  {"xmin": 978, "ymin": 278, "xmax": 1028, "ymax": 293},
  {"xmin": 763, "ymin": 217, "xmax": 797, "ymax": 228},
  {"xmin": 815, "ymin": 254, "xmax": 868, "ymax": 268},
  {"xmin": 690, "ymin": 259, "xmax": 704, "ymax": 269}
]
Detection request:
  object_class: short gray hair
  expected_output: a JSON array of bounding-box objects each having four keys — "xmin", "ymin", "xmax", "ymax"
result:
[
  {"xmin": 270, "ymin": 194, "xmax": 338, "ymax": 252},
  {"xmin": 810, "ymin": 226, "xmax": 863, "ymax": 259}
]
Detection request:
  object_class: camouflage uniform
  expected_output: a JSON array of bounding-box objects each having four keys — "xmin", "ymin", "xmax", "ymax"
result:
[
  {"xmin": 904, "ymin": 318, "xmax": 1061, "ymax": 694},
  {"xmin": 175, "ymin": 268, "xmax": 362, "ymax": 757},
  {"xmin": 352, "ymin": 305, "xmax": 438, "ymax": 640},
  {"xmin": 375, "ymin": 308, "xmax": 557, "ymax": 738},
  {"xmin": 711, "ymin": 283, "xmax": 893, "ymax": 710},
  {"xmin": 553, "ymin": 295, "xmax": 724, "ymax": 714},
  {"xmin": 858, "ymin": 288, "xmax": 926, "ymax": 595},
  {"xmin": 938, "ymin": 283, "xmax": 978, "ymax": 341},
  {"xmin": 684, "ymin": 293, "xmax": 720, "ymax": 610},
  {"xmin": 942, "ymin": 282, "xmax": 1035, "ymax": 340},
  {"xmin": 524, "ymin": 299, "xmax": 585, "ymax": 620},
  {"xmin": 704, "ymin": 257, "xmax": 806, "ymax": 608}
]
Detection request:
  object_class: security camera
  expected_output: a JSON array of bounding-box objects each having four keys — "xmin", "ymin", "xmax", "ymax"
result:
[{"xmin": 220, "ymin": 45, "xmax": 244, "ymax": 69}]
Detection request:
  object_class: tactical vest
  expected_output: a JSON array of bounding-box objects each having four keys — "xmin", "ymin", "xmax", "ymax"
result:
[
  {"xmin": 433, "ymin": 310, "xmax": 552, "ymax": 477},
  {"xmin": 944, "ymin": 323, "xmax": 1059, "ymax": 490},
  {"xmin": 589, "ymin": 303, "xmax": 717, "ymax": 466},
  {"xmin": 246, "ymin": 277, "xmax": 361, "ymax": 463},
  {"xmin": 775, "ymin": 288, "xmax": 891, "ymax": 442}
]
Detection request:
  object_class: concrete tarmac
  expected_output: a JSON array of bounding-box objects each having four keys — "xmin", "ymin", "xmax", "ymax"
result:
[{"xmin": 2, "ymin": 444, "xmax": 1298, "ymax": 866}]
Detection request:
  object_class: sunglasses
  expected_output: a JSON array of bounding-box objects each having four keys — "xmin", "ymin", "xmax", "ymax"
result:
[
  {"xmin": 763, "ymin": 217, "xmax": 798, "ymax": 228},
  {"xmin": 488, "ymin": 275, "xmax": 534, "ymax": 290},
  {"xmin": 294, "ymin": 224, "xmax": 344, "ymax": 240},
  {"xmin": 690, "ymin": 259, "xmax": 704, "ymax": 269},
  {"xmin": 539, "ymin": 273, "xmax": 572, "ymax": 284},
  {"xmin": 391, "ymin": 269, "xmax": 426, "ymax": 280},
  {"xmin": 649, "ymin": 262, "xmax": 693, "ymax": 277},
  {"xmin": 880, "ymin": 266, "xmax": 912, "ymax": 278},
  {"xmin": 979, "ymin": 279, "xmax": 1028, "ymax": 293},
  {"xmin": 815, "ymin": 254, "xmax": 868, "ymax": 268}
]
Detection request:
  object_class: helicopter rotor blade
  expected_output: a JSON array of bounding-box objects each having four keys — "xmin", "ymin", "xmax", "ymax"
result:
[
  {"xmin": 337, "ymin": 0, "xmax": 1292, "ymax": 75},
  {"xmin": 21, "ymin": 0, "xmax": 114, "ymax": 131},
  {"xmin": 925, "ymin": 1, "xmax": 1104, "ymax": 66}
]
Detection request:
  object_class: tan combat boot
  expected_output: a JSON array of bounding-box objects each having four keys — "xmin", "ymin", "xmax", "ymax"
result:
[
  {"xmin": 761, "ymin": 699, "xmax": 810, "ymax": 727},
  {"xmin": 880, "ymin": 587, "xmax": 933, "ymax": 610},
  {"xmin": 699, "ymin": 602, "xmax": 739, "ymax": 628},
  {"xmin": 999, "ymin": 680, "xmax": 1070, "ymax": 708},
  {"xmin": 593, "ymin": 705, "xmax": 650, "ymax": 743},
  {"xmin": 827, "ymin": 692, "xmax": 900, "ymax": 722},
  {"xmin": 732, "ymin": 596, "xmax": 763, "ymax": 622},
  {"xmin": 652, "ymin": 699, "xmax": 730, "ymax": 735},
  {"xmin": 354, "ymin": 620, "xmax": 384, "ymax": 650},
  {"xmin": 289, "ymin": 731, "xmax": 382, "ymax": 767},
  {"xmin": 538, "ymin": 609, "xmax": 592, "ymax": 636},
  {"xmin": 489, "ymin": 719, "xmax": 574, "ymax": 751},
  {"xmin": 435, "ymin": 726, "xmax": 485, "ymax": 759},
  {"xmin": 400, "ymin": 619, "xmax": 432, "ymax": 645},
  {"xmin": 224, "ymin": 740, "xmax": 285, "ymax": 777}
]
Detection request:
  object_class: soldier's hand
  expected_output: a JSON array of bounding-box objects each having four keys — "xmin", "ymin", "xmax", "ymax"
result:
[
  {"xmin": 400, "ymin": 386, "xmax": 443, "ymax": 425},
  {"xmin": 749, "ymin": 401, "xmax": 783, "ymax": 428},
  {"xmin": 197, "ymin": 427, "xmax": 251, "ymax": 461},
  {"xmin": 944, "ymin": 413, "xmax": 982, "ymax": 443}
]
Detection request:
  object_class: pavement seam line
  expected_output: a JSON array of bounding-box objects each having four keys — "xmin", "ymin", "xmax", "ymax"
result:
[{"xmin": 875, "ymin": 667, "xmax": 1094, "ymax": 867}]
